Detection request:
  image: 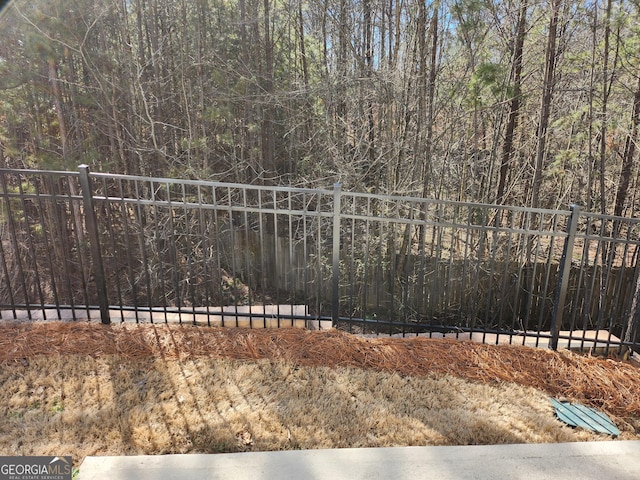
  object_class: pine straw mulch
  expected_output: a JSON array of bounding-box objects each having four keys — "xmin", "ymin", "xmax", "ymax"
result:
[{"xmin": 1, "ymin": 321, "xmax": 639, "ymax": 421}]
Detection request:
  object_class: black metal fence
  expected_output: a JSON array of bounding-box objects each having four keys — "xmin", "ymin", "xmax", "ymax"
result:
[{"xmin": 1, "ymin": 166, "xmax": 639, "ymax": 355}]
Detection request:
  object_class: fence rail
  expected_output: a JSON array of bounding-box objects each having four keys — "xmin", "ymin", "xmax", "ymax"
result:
[{"xmin": 1, "ymin": 166, "xmax": 639, "ymax": 356}]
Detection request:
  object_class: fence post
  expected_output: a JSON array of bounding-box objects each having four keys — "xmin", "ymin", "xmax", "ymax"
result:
[
  {"xmin": 78, "ymin": 165, "xmax": 110, "ymax": 325},
  {"xmin": 332, "ymin": 183, "xmax": 342, "ymax": 326},
  {"xmin": 549, "ymin": 204, "xmax": 580, "ymax": 350}
]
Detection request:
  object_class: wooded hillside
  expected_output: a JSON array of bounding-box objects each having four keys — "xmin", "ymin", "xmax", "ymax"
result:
[{"xmin": 1, "ymin": 0, "xmax": 640, "ymax": 214}]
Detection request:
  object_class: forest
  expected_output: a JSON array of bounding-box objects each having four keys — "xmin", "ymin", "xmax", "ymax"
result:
[{"xmin": 1, "ymin": 0, "xmax": 640, "ymax": 216}]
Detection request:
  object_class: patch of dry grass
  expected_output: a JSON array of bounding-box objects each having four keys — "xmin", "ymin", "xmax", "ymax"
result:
[
  {"xmin": 0, "ymin": 322, "xmax": 638, "ymax": 469},
  {"xmin": 0, "ymin": 355, "xmax": 610, "ymax": 469}
]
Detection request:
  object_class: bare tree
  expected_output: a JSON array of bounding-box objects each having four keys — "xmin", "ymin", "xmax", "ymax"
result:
[
  {"xmin": 531, "ymin": 0, "xmax": 562, "ymax": 209},
  {"xmin": 496, "ymin": 0, "xmax": 527, "ymax": 205},
  {"xmin": 614, "ymin": 68, "xmax": 640, "ymax": 218}
]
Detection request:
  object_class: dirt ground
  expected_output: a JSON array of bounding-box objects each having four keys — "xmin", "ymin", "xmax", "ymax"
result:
[{"xmin": 0, "ymin": 322, "xmax": 639, "ymax": 469}]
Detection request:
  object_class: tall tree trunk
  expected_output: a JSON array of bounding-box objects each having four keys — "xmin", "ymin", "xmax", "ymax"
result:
[
  {"xmin": 296, "ymin": 0, "xmax": 312, "ymax": 179},
  {"xmin": 586, "ymin": 3, "xmax": 598, "ymax": 212},
  {"xmin": 48, "ymin": 56, "xmax": 85, "ymax": 245},
  {"xmin": 363, "ymin": 0, "xmax": 376, "ymax": 187},
  {"xmin": 531, "ymin": 0, "xmax": 561, "ymax": 209},
  {"xmin": 336, "ymin": 0, "xmax": 348, "ymax": 156},
  {"xmin": 48, "ymin": 58, "xmax": 69, "ymax": 163},
  {"xmin": 261, "ymin": 0, "xmax": 275, "ymax": 180},
  {"xmin": 298, "ymin": 0, "xmax": 310, "ymax": 93},
  {"xmin": 599, "ymin": 0, "xmax": 613, "ymax": 215},
  {"xmin": 321, "ymin": 0, "xmax": 329, "ymax": 79},
  {"xmin": 414, "ymin": 0, "xmax": 427, "ymax": 190},
  {"xmin": 496, "ymin": 0, "xmax": 527, "ymax": 205},
  {"xmin": 614, "ymin": 69, "xmax": 640, "ymax": 218},
  {"xmin": 421, "ymin": 3, "xmax": 439, "ymax": 199},
  {"xmin": 239, "ymin": 0, "xmax": 251, "ymax": 183}
]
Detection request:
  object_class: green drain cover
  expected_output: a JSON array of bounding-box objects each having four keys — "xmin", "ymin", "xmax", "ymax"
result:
[{"xmin": 551, "ymin": 398, "xmax": 620, "ymax": 436}]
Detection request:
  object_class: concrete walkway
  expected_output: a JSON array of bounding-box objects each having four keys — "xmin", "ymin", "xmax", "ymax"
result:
[{"xmin": 79, "ymin": 441, "xmax": 640, "ymax": 480}]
